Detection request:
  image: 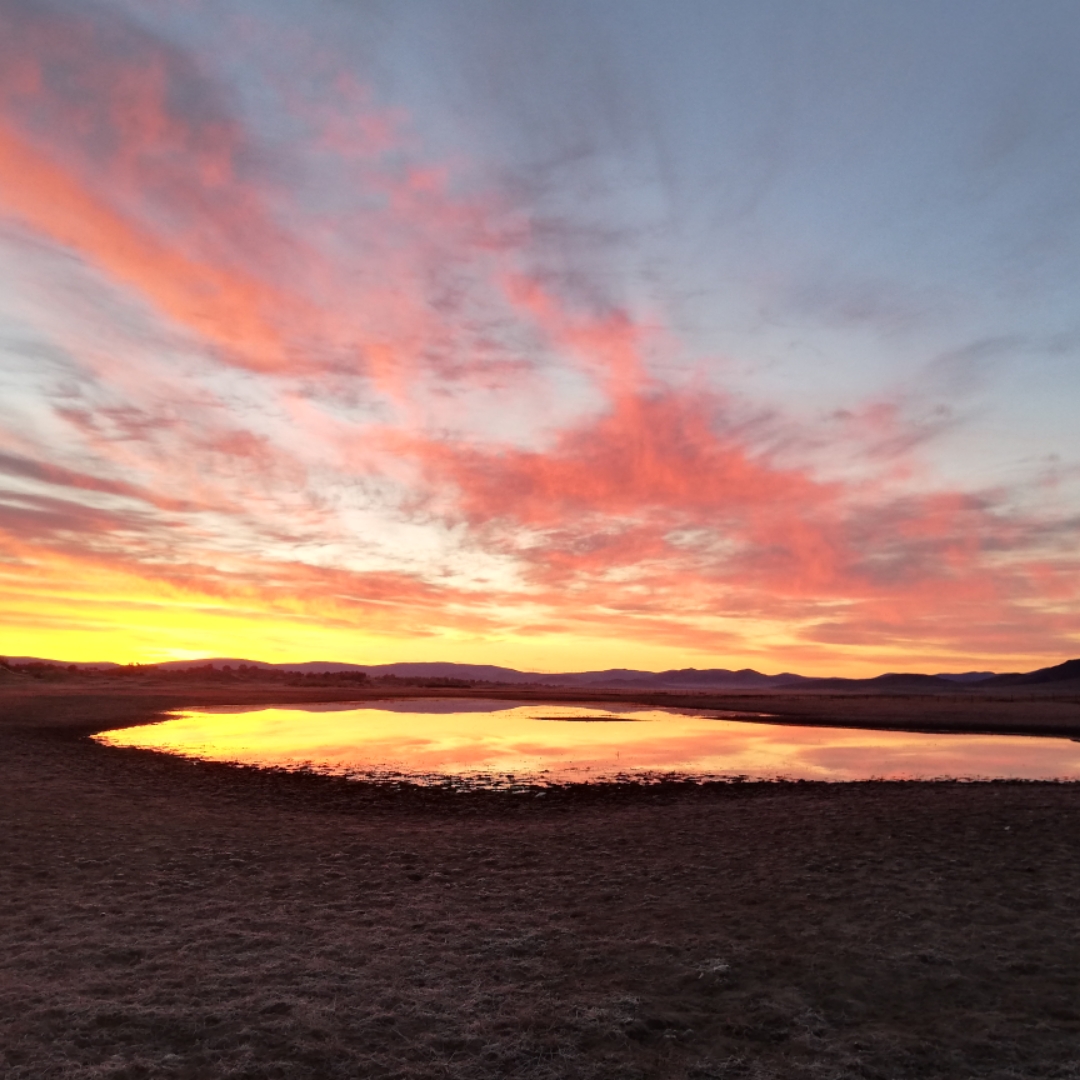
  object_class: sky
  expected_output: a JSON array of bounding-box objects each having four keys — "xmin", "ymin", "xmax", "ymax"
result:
[{"xmin": 1, "ymin": 0, "xmax": 1079, "ymax": 675}]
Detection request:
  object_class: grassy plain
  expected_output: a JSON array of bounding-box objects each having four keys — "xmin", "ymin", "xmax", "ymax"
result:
[{"xmin": 2, "ymin": 679, "xmax": 1079, "ymax": 1079}]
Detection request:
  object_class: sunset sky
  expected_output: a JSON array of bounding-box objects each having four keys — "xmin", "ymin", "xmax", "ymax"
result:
[{"xmin": 2, "ymin": 0, "xmax": 1079, "ymax": 675}]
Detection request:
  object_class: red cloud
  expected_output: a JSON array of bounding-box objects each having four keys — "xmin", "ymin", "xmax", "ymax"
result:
[{"xmin": 410, "ymin": 351, "xmax": 1079, "ymax": 651}]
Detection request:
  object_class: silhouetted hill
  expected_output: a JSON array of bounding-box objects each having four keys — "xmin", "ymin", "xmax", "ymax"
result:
[
  {"xmin": 2, "ymin": 657, "xmax": 119, "ymax": 669},
  {"xmin": 574, "ymin": 667, "xmax": 807, "ymax": 689},
  {"xmin": 11, "ymin": 655, "xmax": 1080, "ymax": 689},
  {"xmin": 976, "ymin": 658, "xmax": 1080, "ymax": 687},
  {"xmin": 0, "ymin": 657, "xmax": 805, "ymax": 687},
  {"xmin": 114, "ymin": 660, "xmax": 809, "ymax": 687},
  {"xmin": 777, "ymin": 673, "xmax": 960, "ymax": 691},
  {"xmin": 935, "ymin": 671, "xmax": 996, "ymax": 683},
  {"xmin": 150, "ymin": 659, "xmax": 532, "ymax": 680}
]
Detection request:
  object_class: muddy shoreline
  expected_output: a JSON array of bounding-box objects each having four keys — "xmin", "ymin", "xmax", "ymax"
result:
[
  {"xmin": 3, "ymin": 683, "xmax": 1080, "ymax": 1078},
  {"xmin": 6, "ymin": 675, "xmax": 1080, "ymax": 736}
]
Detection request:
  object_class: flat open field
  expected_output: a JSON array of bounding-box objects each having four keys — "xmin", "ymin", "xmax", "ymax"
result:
[{"xmin": 2, "ymin": 681, "xmax": 1080, "ymax": 1079}]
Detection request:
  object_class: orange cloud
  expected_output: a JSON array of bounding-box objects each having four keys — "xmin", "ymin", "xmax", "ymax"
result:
[{"xmin": 0, "ymin": 116, "xmax": 299, "ymax": 370}]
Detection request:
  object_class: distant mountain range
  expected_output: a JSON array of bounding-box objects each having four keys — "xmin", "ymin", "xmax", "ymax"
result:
[
  {"xmin": 5, "ymin": 656, "xmax": 1080, "ymax": 689},
  {"xmin": 976, "ymin": 658, "xmax": 1080, "ymax": 687}
]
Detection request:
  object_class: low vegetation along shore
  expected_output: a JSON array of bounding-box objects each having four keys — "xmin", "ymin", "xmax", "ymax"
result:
[{"xmin": 2, "ymin": 680, "xmax": 1079, "ymax": 1079}]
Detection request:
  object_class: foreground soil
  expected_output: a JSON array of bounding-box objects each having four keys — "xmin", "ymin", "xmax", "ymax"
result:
[{"xmin": 2, "ymin": 683, "xmax": 1080, "ymax": 1079}]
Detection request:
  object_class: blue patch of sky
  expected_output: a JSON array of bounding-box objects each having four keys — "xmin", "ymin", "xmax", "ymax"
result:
[{"xmin": 67, "ymin": 0, "xmax": 1080, "ymax": 498}]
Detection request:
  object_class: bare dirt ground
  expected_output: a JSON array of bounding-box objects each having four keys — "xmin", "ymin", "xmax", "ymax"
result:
[{"xmin": 2, "ymin": 682, "xmax": 1080, "ymax": 1079}]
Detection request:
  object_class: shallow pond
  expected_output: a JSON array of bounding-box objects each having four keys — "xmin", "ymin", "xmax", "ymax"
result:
[{"xmin": 92, "ymin": 699, "xmax": 1080, "ymax": 786}]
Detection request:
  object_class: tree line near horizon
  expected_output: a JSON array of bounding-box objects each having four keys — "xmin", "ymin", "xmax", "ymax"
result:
[{"xmin": 0, "ymin": 659, "xmax": 479, "ymax": 689}]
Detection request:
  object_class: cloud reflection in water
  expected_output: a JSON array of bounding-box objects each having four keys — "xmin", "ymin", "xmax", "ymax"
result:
[{"xmin": 93, "ymin": 700, "xmax": 1080, "ymax": 785}]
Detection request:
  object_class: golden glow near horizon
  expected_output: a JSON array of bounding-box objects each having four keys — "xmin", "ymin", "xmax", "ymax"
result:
[
  {"xmin": 0, "ymin": 556, "xmax": 1054, "ymax": 676},
  {"xmin": 0, "ymin": 555, "xmax": 1066, "ymax": 676},
  {"xmin": 94, "ymin": 702, "xmax": 1080, "ymax": 782}
]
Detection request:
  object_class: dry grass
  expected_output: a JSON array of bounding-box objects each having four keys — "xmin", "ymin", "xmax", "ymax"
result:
[{"xmin": 2, "ymin": 684, "xmax": 1079, "ymax": 1078}]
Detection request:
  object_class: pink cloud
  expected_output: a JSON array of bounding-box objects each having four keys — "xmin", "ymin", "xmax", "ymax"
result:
[{"xmin": 0, "ymin": 3, "xmax": 1077, "ymax": 670}]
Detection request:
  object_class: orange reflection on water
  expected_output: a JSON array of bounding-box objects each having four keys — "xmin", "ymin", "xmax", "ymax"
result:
[{"xmin": 93, "ymin": 700, "xmax": 1080, "ymax": 784}]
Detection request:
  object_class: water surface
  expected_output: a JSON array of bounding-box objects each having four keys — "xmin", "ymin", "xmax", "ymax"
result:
[{"xmin": 93, "ymin": 699, "xmax": 1080, "ymax": 785}]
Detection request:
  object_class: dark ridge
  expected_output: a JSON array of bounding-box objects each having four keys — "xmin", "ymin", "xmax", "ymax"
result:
[
  {"xmin": 1, "ymin": 657, "xmax": 119, "ymax": 669},
  {"xmin": 976, "ymin": 658, "xmax": 1080, "ymax": 687},
  {"xmin": 0, "ymin": 658, "xmax": 806, "ymax": 688},
  {"xmin": 7, "ymin": 655, "xmax": 1078, "ymax": 689},
  {"xmin": 777, "ymin": 673, "xmax": 960, "ymax": 691}
]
